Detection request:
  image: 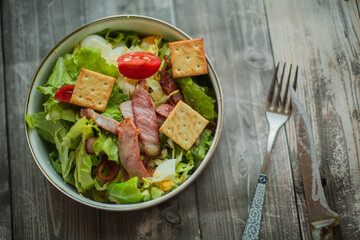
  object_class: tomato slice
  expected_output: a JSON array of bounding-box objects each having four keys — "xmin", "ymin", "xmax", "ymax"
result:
[
  {"xmin": 117, "ymin": 52, "xmax": 161, "ymax": 79},
  {"xmin": 54, "ymin": 85, "xmax": 75, "ymax": 103}
]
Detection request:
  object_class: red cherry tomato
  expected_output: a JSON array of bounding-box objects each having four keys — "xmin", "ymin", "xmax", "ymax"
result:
[
  {"xmin": 117, "ymin": 52, "xmax": 161, "ymax": 79},
  {"xmin": 54, "ymin": 85, "xmax": 75, "ymax": 103}
]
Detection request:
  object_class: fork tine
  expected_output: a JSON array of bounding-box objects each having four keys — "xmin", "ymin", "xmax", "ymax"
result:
[
  {"xmin": 281, "ymin": 64, "xmax": 292, "ymax": 112},
  {"xmin": 293, "ymin": 65, "xmax": 298, "ymax": 90},
  {"xmin": 288, "ymin": 65, "xmax": 299, "ymax": 113},
  {"xmin": 274, "ymin": 63, "xmax": 286, "ymax": 110},
  {"xmin": 267, "ymin": 62, "xmax": 280, "ymax": 108}
]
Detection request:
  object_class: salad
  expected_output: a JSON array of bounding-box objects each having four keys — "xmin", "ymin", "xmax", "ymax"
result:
[{"xmin": 26, "ymin": 30, "xmax": 217, "ymax": 204}]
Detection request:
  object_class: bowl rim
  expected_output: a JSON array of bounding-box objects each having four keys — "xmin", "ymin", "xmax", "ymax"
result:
[{"xmin": 24, "ymin": 14, "xmax": 224, "ymax": 211}]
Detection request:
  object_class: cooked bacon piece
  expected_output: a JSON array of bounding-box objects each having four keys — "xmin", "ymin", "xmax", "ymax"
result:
[
  {"xmin": 123, "ymin": 170, "xmax": 129, "ymax": 182},
  {"xmin": 156, "ymin": 114, "xmax": 166, "ymax": 127},
  {"xmin": 119, "ymin": 100, "xmax": 134, "ymax": 121},
  {"xmin": 160, "ymin": 55, "xmax": 185, "ymax": 106},
  {"xmin": 155, "ymin": 104, "xmax": 174, "ymax": 127},
  {"xmin": 132, "ymin": 80, "xmax": 161, "ymax": 157},
  {"xmin": 85, "ymin": 137, "xmax": 98, "ymax": 154},
  {"xmin": 116, "ymin": 118, "xmax": 151, "ymax": 179},
  {"xmin": 142, "ymin": 157, "xmax": 156, "ymax": 177},
  {"xmin": 147, "ymin": 166, "xmax": 156, "ymax": 177},
  {"xmin": 95, "ymin": 156, "xmax": 120, "ymax": 183},
  {"xmin": 80, "ymin": 108, "xmax": 120, "ymax": 135},
  {"xmin": 205, "ymin": 123, "xmax": 217, "ymax": 131},
  {"xmin": 155, "ymin": 104, "xmax": 174, "ymax": 118},
  {"xmin": 137, "ymin": 79, "xmax": 147, "ymax": 89}
]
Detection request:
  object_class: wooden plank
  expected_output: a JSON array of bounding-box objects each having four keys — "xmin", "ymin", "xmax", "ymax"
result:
[
  {"xmin": 2, "ymin": 0, "xmax": 101, "ymax": 239},
  {"xmin": 265, "ymin": 0, "xmax": 360, "ymax": 239},
  {"xmin": 92, "ymin": 1, "xmax": 201, "ymax": 239},
  {"xmin": 100, "ymin": 188, "xmax": 200, "ymax": 240},
  {"xmin": 0, "ymin": 11, "xmax": 12, "ymax": 240},
  {"xmin": 174, "ymin": 0, "xmax": 301, "ymax": 239}
]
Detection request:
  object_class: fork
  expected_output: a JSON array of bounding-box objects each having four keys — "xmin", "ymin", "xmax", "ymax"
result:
[{"xmin": 242, "ymin": 63, "xmax": 298, "ymax": 240}]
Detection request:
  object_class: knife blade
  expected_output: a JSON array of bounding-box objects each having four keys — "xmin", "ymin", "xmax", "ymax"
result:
[{"xmin": 290, "ymin": 88, "xmax": 339, "ymax": 240}]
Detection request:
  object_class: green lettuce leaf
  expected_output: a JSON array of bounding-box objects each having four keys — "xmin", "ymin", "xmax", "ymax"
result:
[
  {"xmin": 175, "ymin": 77, "xmax": 217, "ymax": 124},
  {"xmin": 88, "ymin": 154, "xmax": 100, "ymax": 167},
  {"xmin": 192, "ymin": 81, "xmax": 209, "ymax": 95},
  {"xmin": 55, "ymin": 117, "xmax": 95, "ymax": 186},
  {"xmin": 104, "ymin": 30, "xmax": 125, "ymax": 43},
  {"xmin": 65, "ymin": 117, "xmax": 93, "ymax": 148},
  {"xmin": 64, "ymin": 46, "xmax": 119, "ymax": 80},
  {"xmin": 93, "ymin": 169, "xmax": 123, "ymax": 191},
  {"xmin": 49, "ymin": 150, "xmax": 62, "ymax": 174},
  {"xmin": 94, "ymin": 177, "xmax": 108, "ymax": 191},
  {"xmin": 107, "ymin": 177, "xmax": 144, "ymax": 204},
  {"xmin": 93, "ymin": 133, "xmax": 119, "ymax": 162},
  {"xmin": 142, "ymin": 189, "xmax": 151, "ymax": 202},
  {"xmin": 74, "ymin": 144, "xmax": 94, "ymax": 193},
  {"xmin": 124, "ymin": 33, "xmax": 140, "ymax": 47},
  {"xmin": 158, "ymin": 42, "xmax": 170, "ymax": 72},
  {"xmin": 150, "ymin": 187, "xmax": 164, "ymax": 199},
  {"xmin": 43, "ymin": 100, "xmax": 78, "ymax": 122},
  {"xmin": 90, "ymin": 189, "xmax": 109, "ymax": 203},
  {"xmin": 159, "ymin": 131, "xmax": 168, "ymax": 149},
  {"xmin": 176, "ymin": 162, "xmax": 194, "ymax": 181},
  {"xmin": 64, "ymin": 151, "xmax": 76, "ymax": 185},
  {"xmin": 37, "ymin": 57, "xmax": 74, "ymax": 95},
  {"xmin": 184, "ymin": 129, "xmax": 213, "ymax": 168},
  {"xmin": 102, "ymin": 83, "xmax": 129, "ymax": 121},
  {"xmin": 25, "ymin": 112, "xmax": 67, "ymax": 143},
  {"xmin": 98, "ymin": 29, "xmax": 140, "ymax": 47}
]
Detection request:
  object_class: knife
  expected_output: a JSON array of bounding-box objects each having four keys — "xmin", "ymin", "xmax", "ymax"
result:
[{"xmin": 290, "ymin": 88, "xmax": 339, "ymax": 240}]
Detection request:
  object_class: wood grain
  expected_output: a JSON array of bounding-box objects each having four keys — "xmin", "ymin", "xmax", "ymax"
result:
[
  {"xmin": 174, "ymin": 0, "xmax": 300, "ymax": 239},
  {"xmin": 0, "ymin": 10, "xmax": 12, "ymax": 240},
  {"xmin": 265, "ymin": 0, "xmax": 360, "ymax": 239}
]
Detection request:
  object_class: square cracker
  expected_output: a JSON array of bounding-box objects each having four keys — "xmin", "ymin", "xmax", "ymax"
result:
[
  {"xmin": 159, "ymin": 100, "xmax": 209, "ymax": 151},
  {"xmin": 169, "ymin": 38, "xmax": 208, "ymax": 78},
  {"xmin": 70, "ymin": 68, "xmax": 116, "ymax": 112}
]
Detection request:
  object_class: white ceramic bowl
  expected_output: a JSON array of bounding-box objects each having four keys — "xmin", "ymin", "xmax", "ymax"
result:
[{"xmin": 25, "ymin": 15, "xmax": 223, "ymax": 211}]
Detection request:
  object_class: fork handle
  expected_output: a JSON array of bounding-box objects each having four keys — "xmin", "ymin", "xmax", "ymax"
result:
[{"xmin": 242, "ymin": 174, "xmax": 267, "ymax": 240}]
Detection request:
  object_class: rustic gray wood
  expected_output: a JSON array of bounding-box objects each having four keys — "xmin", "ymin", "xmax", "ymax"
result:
[
  {"xmin": 0, "ymin": 10, "xmax": 12, "ymax": 240},
  {"xmin": 265, "ymin": 0, "xmax": 360, "ymax": 239},
  {"xmin": 2, "ymin": 0, "xmax": 360, "ymax": 239}
]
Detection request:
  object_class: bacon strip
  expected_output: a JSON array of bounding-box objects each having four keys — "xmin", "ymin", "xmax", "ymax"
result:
[
  {"xmin": 156, "ymin": 114, "xmax": 166, "ymax": 128},
  {"xmin": 160, "ymin": 55, "xmax": 185, "ymax": 106},
  {"xmin": 116, "ymin": 118, "xmax": 150, "ymax": 179},
  {"xmin": 80, "ymin": 108, "xmax": 120, "ymax": 135},
  {"xmin": 155, "ymin": 104, "xmax": 174, "ymax": 118},
  {"xmin": 119, "ymin": 100, "xmax": 134, "ymax": 121},
  {"xmin": 132, "ymin": 80, "xmax": 161, "ymax": 157},
  {"xmin": 95, "ymin": 156, "xmax": 120, "ymax": 183},
  {"xmin": 85, "ymin": 137, "xmax": 98, "ymax": 154}
]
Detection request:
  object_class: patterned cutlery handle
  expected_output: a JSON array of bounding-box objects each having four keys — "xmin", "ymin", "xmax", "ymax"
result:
[{"xmin": 242, "ymin": 174, "xmax": 267, "ymax": 240}]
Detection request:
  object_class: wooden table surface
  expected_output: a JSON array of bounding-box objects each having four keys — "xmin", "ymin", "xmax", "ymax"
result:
[{"xmin": 1, "ymin": 0, "xmax": 360, "ymax": 239}]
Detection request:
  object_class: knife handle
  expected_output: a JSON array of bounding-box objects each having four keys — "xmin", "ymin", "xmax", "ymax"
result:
[{"xmin": 242, "ymin": 174, "xmax": 267, "ymax": 240}]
